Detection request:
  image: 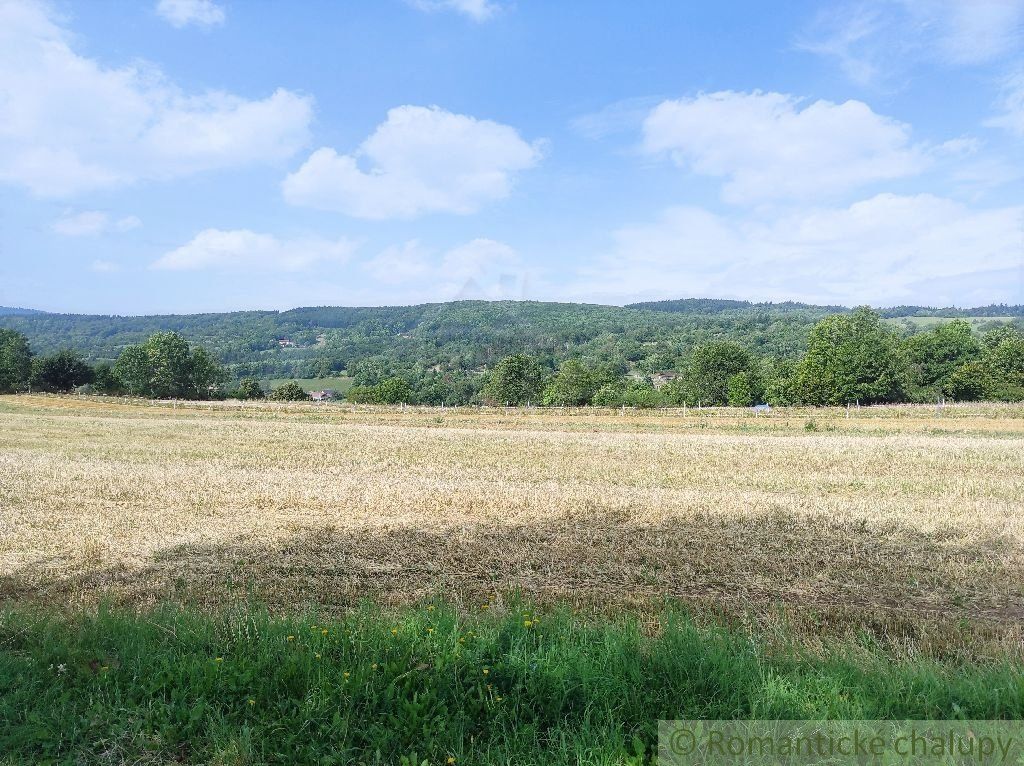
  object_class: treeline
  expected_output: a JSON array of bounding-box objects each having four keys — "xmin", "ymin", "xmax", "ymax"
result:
[
  {"xmin": 2, "ymin": 308, "xmax": 1023, "ymax": 406},
  {"xmin": 0, "ymin": 330, "xmax": 226, "ymax": 399},
  {"xmin": 0, "ymin": 328, "xmax": 321, "ymax": 402},
  {"xmin": 327, "ymin": 308, "xmax": 1024, "ymax": 407}
]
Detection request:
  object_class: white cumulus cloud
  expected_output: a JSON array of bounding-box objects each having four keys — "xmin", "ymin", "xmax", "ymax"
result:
[
  {"xmin": 283, "ymin": 105, "xmax": 541, "ymax": 219},
  {"xmin": 156, "ymin": 0, "xmax": 225, "ymax": 29},
  {"xmin": 642, "ymin": 91, "xmax": 929, "ymax": 204},
  {"xmin": 0, "ymin": 0, "xmax": 312, "ymax": 197},
  {"xmin": 572, "ymin": 194, "xmax": 1024, "ymax": 307},
  {"xmin": 152, "ymin": 229, "xmax": 357, "ymax": 272}
]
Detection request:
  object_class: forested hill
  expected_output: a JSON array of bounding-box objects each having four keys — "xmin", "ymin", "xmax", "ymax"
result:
[
  {"xmin": 0, "ymin": 300, "xmax": 839, "ymax": 379},
  {"xmin": 1, "ymin": 299, "xmax": 1020, "ymax": 382}
]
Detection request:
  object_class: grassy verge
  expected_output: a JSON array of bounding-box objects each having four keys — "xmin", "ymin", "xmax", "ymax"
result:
[
  {"xmin": 2, "ymin": 603, "xmax": 1021, "ymax": 765},
  {"xmin": 261, "ymin": 376, "xmax": 354, "ymax": 394}
]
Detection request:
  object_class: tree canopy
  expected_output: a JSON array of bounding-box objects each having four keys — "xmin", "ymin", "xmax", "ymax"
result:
[
  {"xmin": 31, "ymin": 349, "xmax": 94, "ymax": 392},
  {"xmin": 792, "ymin": 308, "xmax": 909, "ymax": 405},
  {"xmin": 0, "ymin": 329, "xmax": 32, "ymax": 394}
]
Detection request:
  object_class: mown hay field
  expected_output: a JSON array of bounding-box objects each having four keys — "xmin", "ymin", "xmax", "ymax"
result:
[{"xmin": 2, "ymin": 395, "xmax": 1022, "ymax": 655}]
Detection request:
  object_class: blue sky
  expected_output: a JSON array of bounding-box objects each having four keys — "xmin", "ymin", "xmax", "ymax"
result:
[{"xmin": 1, "ymin": 0, "xmax": 1023, "ymax": 314}]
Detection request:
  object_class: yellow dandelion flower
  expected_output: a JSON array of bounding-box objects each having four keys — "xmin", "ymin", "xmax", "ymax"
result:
[
  {"xmin": 390, "ymin": 628, "xmax": 398, "ymax": 636},
  {"xmin": 371, "ymin": 663, "xmax": 378, "ymax": 670},
  {"xmin": 482, "ymin": 668, "xmax": 489, "ymax": 675},
  {"xmin": 427, "ymin": 605, "xmax": 435, "ymax": 611},
  {"xmin": 315, "ymin": 653, "xmax": 322, "ymax": 659},
  {"xmin": 215, "ymin": 657, "xmax": 223, "ymax": 662},
  {"xmin": 481, "ymin": 604, "xmax": 490, "ymax": 610},
  {"xmin": 523, "ymin": 620, "xmax": 533, "ymax": 627},
  {"xmin": 343, "ymin": 671, "xmax": 350, "ymax": 678},
  {"xmin": 495, "ymin": 695, "xmax": 503, "ymax": 701},
  {"xmin": 427, "ymin": 627, "xmax": 434, "ymax": 634},
  {"xmin": 458, "ymin": 637, "xmax": 465, "ymax": 643},
  {"xmin": 321, "ymin": 629, "xmax": 328, "ymax": 636},
  {"xmin": 447, "ymin": 757, "xmax": 456, "ymax": 764},
  {"xmin": 286, "ymin": 635, "xmax": 295, "ymax": 642},
  {"xmin": 248, "ymin": 698, "xmax": 256, "ymax": 706}
]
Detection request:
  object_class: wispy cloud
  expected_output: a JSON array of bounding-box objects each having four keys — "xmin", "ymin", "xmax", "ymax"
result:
[
  {"xmin": 153, "ymin": 230, "xmax": 357, "ymax": 272},
  {"xmin": 156, "ymin": 0, "xmax": 225, "ymax": 29},
  {"xmin": 986, "ymin": 70, "xmax": 1024, "ymax": 136},
  {"xmin": 407, "ymin": 0, "xmax": 501, "ymax": 22},
  {"xmin": 797, "ymin": 0, "xmax": 1024, "ymax": 87},
  {"xmin": 571, "ymin": 194, "xmax": 1024, "ymax": 307},
  {"xmin": 52, "ymin": 211, "xmax": 141, "ymax": 237}
]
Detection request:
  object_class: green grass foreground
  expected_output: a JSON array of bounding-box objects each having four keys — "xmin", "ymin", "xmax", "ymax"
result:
[{"xmin": 1, "ymin": 604, "xmax": 1021, "ymax": 765}]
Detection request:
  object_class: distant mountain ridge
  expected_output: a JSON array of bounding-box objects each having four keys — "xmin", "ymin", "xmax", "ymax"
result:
[
  {"xmin": 626, "ymin": 298, "xmax": 1024, "ymax": 317},
  {"xmin": 625, "ymin": 298, "xmax": 849, "ymax": 314},
  {"xmin": 5, "ymin": 298, "xmax": 1024, "ymax": 320}
]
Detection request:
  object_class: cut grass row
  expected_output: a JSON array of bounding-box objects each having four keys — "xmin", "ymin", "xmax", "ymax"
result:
[{"xmin": 2, "ymin": 602, "xmax": 1022, "ymax": 766}]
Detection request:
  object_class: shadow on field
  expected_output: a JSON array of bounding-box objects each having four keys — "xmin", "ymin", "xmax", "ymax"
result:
[{"xmin": 3, "ymin": 510, "xmax": 1022, "ymax": 650}]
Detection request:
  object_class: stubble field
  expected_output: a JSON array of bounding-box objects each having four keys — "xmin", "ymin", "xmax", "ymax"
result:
[{"xmin": 3, "ymin": 395, "xmax": 1022, "ymax": 656}]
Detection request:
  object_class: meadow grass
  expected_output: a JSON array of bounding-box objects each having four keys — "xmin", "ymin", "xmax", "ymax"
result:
[
  {"xmin": 261, "ymin": 376, "xmax": 354, "ymax": 394},
  {"xmin": 2, "ymin": 601, "xmax": 1023, "ymax": 766}
]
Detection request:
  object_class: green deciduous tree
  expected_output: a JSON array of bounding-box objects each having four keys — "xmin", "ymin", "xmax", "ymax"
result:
[
  {"xmin": 483, "ymin": 354, "xmax": 544, "ymax": 405},
  {"xmin": 542, "ymin": 359, "xmax": 597, "ymax": 406},
  {"xmin": 792, "ymin": 307, "xmax": 909, "ymax": 405},
  {"xmin": 236, "ymin": 377, "xmax": 265, "ymax": 400},
  {"xmin": 375, "ymin": 377, "xmax": 413, "ymax": 404},
  {"xmin": 143, "ymin": 332, "xmax": 193, "ymax": 399},
  {"xmin": 944, "ymin": 361, "xmax": 992, "ymax": 401},
  {"xmin": 622, "ymin": 380, "xmax": 661, "ymax": 408},
  {"xmin": 982, "ymin": 327, "xmax": 1024, "ymax": 401},
  {"xmin": 113, "ymin": 345, "xmax": 150, "ymax": 396},
  {"xmin": 30, "ymin": 349, "xmax": 94, "ymax": 392},
  {"xmin": 112, "ymin": 333, "xmax": 226, "ymax": 399},
  {"xmin": 684, "ymin": 341, "xmax": 753, "ymax": 406},
  {"xmin": 269, "ymin": 381, "xmax": 310, "ymax": 401},
  {"xmin": 0, "ymin": 329, "xmax": 32, "ymax": 393},
  {"xmin": 188, "ymin": 346, "xmax": 227, "ymax": 399},
  {"xmin": 905, "ymin": 319, "xmax": 982, "ymax": 397},
  {"xmin": 92, "ymin": 363, "xmax": 122, "ymax": 395},
  {"xmin": 726, "ymin": 370, "xmax": 764, "ymax": 407}
]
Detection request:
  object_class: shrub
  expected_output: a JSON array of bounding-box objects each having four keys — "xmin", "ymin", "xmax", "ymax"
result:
[
  {"xmin": 236, "ymin": 377, "xmax": 265, "ymax": 400},
  {"xmin": 269, "ymin": 382, "xmax": 310, "ymax": 401}
]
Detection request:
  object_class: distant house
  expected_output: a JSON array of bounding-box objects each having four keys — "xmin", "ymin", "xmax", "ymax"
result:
[
  {"xmin": 277, "ymin": 338, "xmax": 295, "ymax": 348},
  {"xmin": 651, "ymin": 371, "xmax": 680, "ymax": 389},
  {"xmin": 310, "ymin": 389, "xmax": 337, "ymax": 402}
]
